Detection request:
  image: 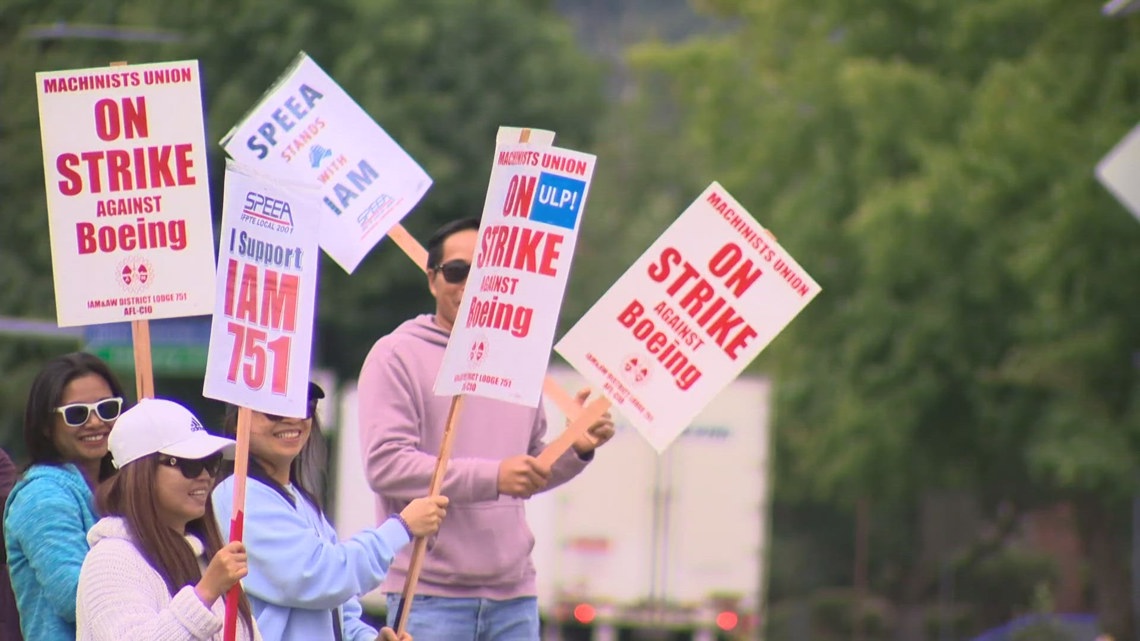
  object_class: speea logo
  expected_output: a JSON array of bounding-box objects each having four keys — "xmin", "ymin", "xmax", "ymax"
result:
[
  {"xmin": 242, "ymin": 191, "xmax": 294, "ymax": 231},
  {"xmin": 309, "ymin": 144, "xmax": 332, "ymax": 169}
]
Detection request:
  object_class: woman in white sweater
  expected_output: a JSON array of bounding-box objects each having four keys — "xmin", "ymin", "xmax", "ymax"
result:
[{"xmin": 76, "ymin": 398, "xmax": 259, "ymax": 641}]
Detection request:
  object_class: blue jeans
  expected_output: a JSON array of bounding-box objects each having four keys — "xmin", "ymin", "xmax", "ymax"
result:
[{"xmin": 385, "ymin": 594, "xmax": 539, "ymax": 641}]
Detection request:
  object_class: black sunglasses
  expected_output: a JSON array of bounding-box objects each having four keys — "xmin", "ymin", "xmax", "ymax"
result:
[
  {"xmin": 433, "ymin": 259, "xmax": 471, "ymax": 284},
  {"xmin": 54, "ymin": 397, "xmax": 124, "ymax": 427},
  {"xmin": 264, "ymin": 399, "xmax": 318, "ymax": 423},
  {"xmin": 158, "ymin": 453, "xmax": 224, "ymax": 480}
]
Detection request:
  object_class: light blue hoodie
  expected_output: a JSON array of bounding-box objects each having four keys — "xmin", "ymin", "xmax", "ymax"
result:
[
  {"xmin": 212, "ymin": 474, "xmax": 410, "ymax": 641},
  {"xmin": 4, "ymin": 463, "xmax": 100, "ymax": 641}
]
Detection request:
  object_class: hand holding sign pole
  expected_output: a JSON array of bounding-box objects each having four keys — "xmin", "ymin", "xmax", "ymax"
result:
[
  {"xmin": 390, "ymin": 394, "xmax": 464, "ymax": 634},
  {"xmin": 394, "ymin": 130, "xmax": 597, "ymax": 636},
  {"xmin": 535, "ymin": 393, "xmax": 612, "ymax": 468}
]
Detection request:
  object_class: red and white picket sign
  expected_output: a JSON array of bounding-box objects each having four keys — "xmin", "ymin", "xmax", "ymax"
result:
[
  {"xmin": 557, "ymin": 182, "xmax": 822, "ymax": 453},
  {"xmin": 201, "ymin": 162, "xmax": 321, "ymax": 641}
]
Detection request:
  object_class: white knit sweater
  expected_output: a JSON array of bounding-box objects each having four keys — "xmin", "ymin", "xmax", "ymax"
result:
[{"xmin": 76, "ymin": 517, "xmax": 261, "ymax": 641}]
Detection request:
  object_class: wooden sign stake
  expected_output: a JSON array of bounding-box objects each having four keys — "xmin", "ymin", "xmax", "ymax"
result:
[
  {"xmin": 393, "ymin": 395, "xmax": 465, "ymax": 634},
  {"xmin": 222, "ymin": 406, "xmax": 253, "ymax": 641},
  {"xmin": 130, "ymin": 320, "xmax": 155, "ymax": 400},
  {"xmin": 537, "ymin": 395, "xmax": 612, "ymax": 467}
]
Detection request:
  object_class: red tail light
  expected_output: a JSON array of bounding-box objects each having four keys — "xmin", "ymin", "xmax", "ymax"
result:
[
  {"xmin": 573, "ymin": 603, "xmax": 596, "ymax": 624},
  {"xmin": 716, "ymin": 611, "xmax": 739, "ymax": 631}
]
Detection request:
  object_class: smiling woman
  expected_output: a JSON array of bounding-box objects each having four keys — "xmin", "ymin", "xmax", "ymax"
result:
[
  {"xmin": 3, "ymin": 352, "xmax": 125, "ymax": 641},
  {"xmin": 75, "ymin": 398, "xmax": 260, "ymax": 641},
  {"xmin": 211, "ymin": 384, "xmax": 446, "ymax": 641}
]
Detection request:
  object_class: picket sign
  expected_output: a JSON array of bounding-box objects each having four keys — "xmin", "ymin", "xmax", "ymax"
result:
[
  {"xmin": 202, "ymin": 162, "xmax": 321, "ymax": 418},
  {"xmin": 538, "ymin": 220, "xmax": 790, "ymax": 464},
  {"xmin": 378, "ymin": 173, "xmax": 610, "ymax": 620},
  {"xmin": 394, "ymin": 126, "xmax": 602, "ymax": 634},
  {"xmin": 205, "ymin": 163, "xmax": 322, "ymax": 641},
  {"xmin": 392, "ymin": 129, "xmax": 517, "ymax": 636},
  {"xmin": 556, "ymin": 183, "xmax": 820, "ymax": 454},
  {"xmin": 380, "ymin": 128, "xmax": 579, "ymax": 419},
  {"xmin": 36, "ymin": 55, "xmax": 218, "ymax": 398},
  {"xmin": 220, "ymin": 52, "xmax": 435, "ymax": 275},
  {"xmin": 1096, "ymin": 120, "xmax": 1140, "ymax": 225}
]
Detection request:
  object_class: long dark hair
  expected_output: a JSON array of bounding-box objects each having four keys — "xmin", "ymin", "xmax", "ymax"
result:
[
  {"xmin": 24, "ymin": 352, "xmax": 126, "ymax": 482},
  {"xmin": 96, "ymin": 454, "xmax": 255, "ymax": 634},
  {"xmin": 221, "ymin": 397, "xmax": 328, "ymax": 515}
]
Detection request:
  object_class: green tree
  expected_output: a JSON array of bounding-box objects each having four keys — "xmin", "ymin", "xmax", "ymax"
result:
[
  {"xmin": 314, "ymin": 0, "xmax": 603, "ymax": 377},
  {"xmin": 597, "ymin": 0, "xmax": 1140, "ymax": 635}
]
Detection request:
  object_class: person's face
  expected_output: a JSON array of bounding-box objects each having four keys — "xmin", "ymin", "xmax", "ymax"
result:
[
  {"xmin": 50, "ymin": 373, "xmax": 117, "ymax": 466},
  {"xmin": 249, "ymin": 410, "xmax": 311, "ymax": 478},
  {"xmin": 153, "ymin": 456, "xmax": 218, "ymax": 532},
  {"xmin": 429, "ymin": 228, "xmax": 477, "ymax": 332}
]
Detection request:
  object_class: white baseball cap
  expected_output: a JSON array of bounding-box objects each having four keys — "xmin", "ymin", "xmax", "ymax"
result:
[{"xmin": 109, "ymin": 398, "xmax": 236, "ymax": 469}]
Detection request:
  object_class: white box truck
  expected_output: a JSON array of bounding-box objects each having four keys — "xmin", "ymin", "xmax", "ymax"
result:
[{"xmin": 530, "ymin": 366, "xmax": 772, "ymax": 641}]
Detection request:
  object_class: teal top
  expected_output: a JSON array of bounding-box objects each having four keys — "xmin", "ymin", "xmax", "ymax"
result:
[{"xmin": 4, "ymin": 463, "xmax": 99, "ymax": 641}]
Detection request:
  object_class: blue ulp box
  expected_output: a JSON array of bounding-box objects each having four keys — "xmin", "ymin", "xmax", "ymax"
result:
[{"xmin": 529, "ymin": 172, "xmax": 586, "ymax": 230}]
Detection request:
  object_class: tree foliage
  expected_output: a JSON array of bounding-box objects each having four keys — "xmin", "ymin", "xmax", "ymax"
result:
[{"xmin": 590, "ymin": 0, "xmax": 1140, "ymax": 634}]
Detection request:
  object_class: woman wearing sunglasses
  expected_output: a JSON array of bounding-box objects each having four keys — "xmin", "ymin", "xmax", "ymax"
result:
[
  {"xmin": 211, "ymin": 383, "xmax": 447, "ymax": 641},
  {"xmin": 76, "ymin": 398, "xmax": 260, "ymax": 640},
  {"xmin": 4, "ymin": 352, "xmax": 126, "ymax": 641}
]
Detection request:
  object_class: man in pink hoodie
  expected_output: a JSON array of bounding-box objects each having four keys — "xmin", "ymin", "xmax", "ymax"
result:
[{"xmin": 358, "ymin": 217, "xmax": 615, "ymax": 640}]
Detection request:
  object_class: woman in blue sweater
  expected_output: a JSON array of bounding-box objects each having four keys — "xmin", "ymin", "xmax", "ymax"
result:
[
  {"xmin": 212, "ymin": 383, "xmax": 447, "ymax": 641},
  {"xmin": 4, "ymin": 352, "xmax": 127, "ymax": 641}
]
